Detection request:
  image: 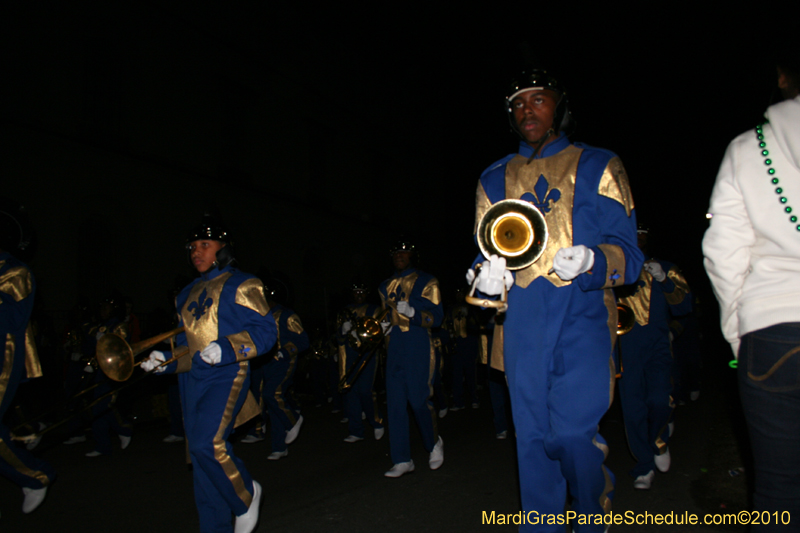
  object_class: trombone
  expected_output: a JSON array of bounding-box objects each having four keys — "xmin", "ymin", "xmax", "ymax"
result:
[
  {"xmin": 338, "ymin": 308, "xmax": 391, "ymax": 393},
  {"xmin": 466, "ymin": 199, "xmax": 548, "ymax": 308},
  {"xmin": 11, "ymin": 327, "xmax": 187, "ymax": 444}
]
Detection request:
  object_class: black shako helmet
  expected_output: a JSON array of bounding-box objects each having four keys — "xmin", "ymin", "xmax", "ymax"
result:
[
  {"xmin": 185, "ymin": 215, "xmax": 235, "ymax": 270},
  {"xmin": 506, "ymin": 69, "xmax": 574, "ymax": 138}
]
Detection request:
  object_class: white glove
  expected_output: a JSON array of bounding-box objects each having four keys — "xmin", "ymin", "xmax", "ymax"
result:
[
  {"xmin": 468, "ymin": 254, "xmax": 514, "ymax": 296},
  {"xmin": 200, "ymin": 342, "xmax": 222, "ymax": 366},
  {"xmin": 396, "ymin": 301, "xmax": 416, "ymax": 318},
  {"xmin": 83, "ymin": 363, "xmax": 95, "ymax": 373},
  {"xmin": 341, "ymin": 321, "xmax": 352, "ymax": 335},
  {"xmin": 71, "ymin": 352, "xmax": 82, "ymax": 362},
  {"xmin": 141, "ymin": 350, "xmax": 167, "ymax": 373},
  {"xmin": 644, "ymin": 261, "xmax": 666, "ymax": 282},
  {"xmin": 380, "ymin": 320, "xmax": 391, "ymax": 334},
  {"xmin": 552, "ymin": 245, "xmax": 594, "ymax": 281}
]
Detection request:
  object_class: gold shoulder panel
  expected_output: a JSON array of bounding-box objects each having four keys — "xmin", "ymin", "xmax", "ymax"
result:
[
  {"xmin": 235, "ymin": 278, "xmax": 270, "ymax": 316},
  {"xmin": 0, "ymin": 264, "xmax": 33, "ymax": 303},
  {"xmin": 618, "ymin": 268, "xmax": 651, "ymax": 327},
  {"xmin": 665, "ymin": 266, "xmax": 691, "ymax": 306},
  {"xmin": 598, "ymin": 157, "xmax": 635, "ymax": 216},
  {"xmin": 112, "ymin": 322, "xmax": 130, "ymax": 341},
  {"xmin": 286, "ymin": 314, "xmax": 304, "ymax": 335},
  {"xmin": 474, "ymin": 181, "xmax": 492, "ymax": 235},
  {"xmin": 421, "ymin": 277, "xmax": 441, "ymax": 305}
]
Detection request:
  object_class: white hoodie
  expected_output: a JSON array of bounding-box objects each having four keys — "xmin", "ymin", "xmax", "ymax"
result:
[{"xmin": 703, "ymin": 95, "xmax": 800, "ymax": 357}]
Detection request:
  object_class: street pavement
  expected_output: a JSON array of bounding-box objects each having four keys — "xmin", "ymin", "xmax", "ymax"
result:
[{"xmin": 1, "ymin": 359, "xmax": 751, "ymax": 532}]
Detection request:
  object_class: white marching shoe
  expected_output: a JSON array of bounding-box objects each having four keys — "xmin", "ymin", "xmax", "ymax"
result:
[
  {"xmin": 429, "ymin": 436, "xmax": 444, "ymax": 470},
  {"xmin": 343, "ymin": 435, "xmax": 364, "ymax": 443},
  {"xmin": 234, "ymin": 481, "xmax": 262, "ymax": 533},
  {"xmin": 285, "ymin": 415, "xmax": 304, "ymax": 444},
  {"xmin": 384, "ymin": 461, "xmax": 415, "ymax": 478},
  {"xmin": 374, "ymin": 427, "xmax": 385, "ymax": 440},
  {"xmin": 268, "ymin": 449, "xmax": 288, "ymax": 461},
  {"xmin": 633, "ymin": 470, "xmax": 655, "ymax": 490},
  {"xmin": 655, "ymin": 448, "xmax": 671, "ymax": 473},
  {"xmin": 22, "ymin": 486, "xmax": 48, "ymax": 513}
]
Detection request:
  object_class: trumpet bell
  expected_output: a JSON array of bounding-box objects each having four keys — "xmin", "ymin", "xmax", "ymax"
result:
[
  {"xmin": 477, "ymin": 199, "xmax": 548, "ymax": 270},
  {"xmin": 96, "ymin": 333, "xmax": 135, "ymax": 382}
]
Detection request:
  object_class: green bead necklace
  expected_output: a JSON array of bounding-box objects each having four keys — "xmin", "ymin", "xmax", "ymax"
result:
[{"xmin": 756, "ymin": 122, "xmax": 800, "ymax": 231}]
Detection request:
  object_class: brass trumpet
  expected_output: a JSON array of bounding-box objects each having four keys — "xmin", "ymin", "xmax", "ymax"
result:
[
  {"xmin": 338, "ymin": 308, "xmax": 391, "ymax": 393},
  {"xmin": 466, "ymin": 199, "xmax": 548, "ymax": 308}
]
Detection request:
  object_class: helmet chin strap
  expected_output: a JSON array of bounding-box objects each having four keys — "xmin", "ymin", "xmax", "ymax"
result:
[{"xmin": 526, "ymin": 128, "xmax": 555, "ymax": 163}]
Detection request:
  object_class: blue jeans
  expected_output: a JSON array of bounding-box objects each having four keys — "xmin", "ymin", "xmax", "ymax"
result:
[{"xmin": 739, "ymin": 323, "xmax": 800, "ymax": 531}]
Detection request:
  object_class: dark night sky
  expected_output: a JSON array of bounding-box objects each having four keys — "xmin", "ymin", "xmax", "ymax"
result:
[{"xmin": 3, "ymin": 3, "xmax": 790, "ymax": 320}]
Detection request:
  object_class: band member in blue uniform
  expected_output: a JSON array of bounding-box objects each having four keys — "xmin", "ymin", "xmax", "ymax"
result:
[
  {"xmin": 142, "ymin": 217, "xmax": 276, "ymax": 533},
  {"xmin": 338, "ymin": 283, "xmax": 384, "ymax": 443},
  {"xmin": 85, "ymin": 294, "xmax": 134, "ymax": 457},
  {"xmin": 259, "ymin": 281, "xmax": 307, "ymax": 460},
  {"xmin": 444, "ymin": 288, "xmax": 481, "ymax": 410},
  {"xmin": 379, "ymin": 240, "xmax": 444, "ymax": 478},
  {"xmin": 468, "ymin": 70, "xmax": 643, "ymax": 531},
  {"xmin": 617, "ymin": 225, "xmax": 691, "ymax": 489},
  {"xmin": 0, "ymin": 201, "xmax": 55, "ymax": 514}
]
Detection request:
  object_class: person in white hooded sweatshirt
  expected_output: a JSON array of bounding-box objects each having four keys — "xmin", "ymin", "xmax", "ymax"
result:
[{"xmin": 703, "ymin": 56, "xmax": 800, "ymax": 531}]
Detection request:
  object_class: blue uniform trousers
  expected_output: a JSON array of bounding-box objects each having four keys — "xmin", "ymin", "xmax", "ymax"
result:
[
  {"xmin": 386, "ymin": 329, "xmax": 437, "ymax": 464},
  {"xmin": 504, "ymin": 283, "xmax": 615, "ymax": 533},
  {"xmin": 0, "ymin": 346, "xmax": 55, "ymax": 489},
  {"xmin": 180, "ymin": 356, "xmax": 254, "ymax": 533},
  {"xmin": 343, "ymin": 351, "xmax": 383, "ymax": 438},
  {"xmin": 618, "ymin": 324, "xmax": 673, "ymax": 478},
  {"xmin": 263, "ymin": 355, "xmax": 299, "ymax": 453},
  {"xmin": 90, "ymin": 375, "xmax": 133, "ymax": 455},
  {"xmin": 451, "ymin": 336, "xmax": 479, "ymax": 408}
]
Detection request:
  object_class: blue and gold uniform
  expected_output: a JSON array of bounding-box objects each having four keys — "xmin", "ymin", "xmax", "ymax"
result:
[
  {"xmin": 617, "ymin": 260, "xmax": 691, "ymax": 479},
  {"xmin": 379, "ymin": 267, "xmax": 443, "ymax": 466},
  {"xmin": 160, "ymin": 263, "xmax": 276, "ymax": 533},
  {"xmin": 86, "ymin": 317, "xmax": 133, "ymax": 455},
  {"xmin": 262, "ymin": 303, "xmax": 308, "ymax": 455},
  {"xmin": 444, "ymin": 300, "xmax": 481, "ymax": 409},
  {"xmin": 475, "ymin": 134, "xmax": 643, "ymax": 529},
  {"xmin": 0, "ymin": 252, "xmax": 55, "ymax": 497},
  {"xmin": 338, "ymin": 303, "xmax": 384, "ymax": 439}
]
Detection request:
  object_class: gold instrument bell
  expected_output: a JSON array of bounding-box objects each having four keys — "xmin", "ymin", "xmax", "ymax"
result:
[
  {"xmin": 467, "ymin": 199, "xmax": 548, "ymax": 308},
  {"xmin": 96, "ymin": 327, "xmax": 186, "ymax": 381}
]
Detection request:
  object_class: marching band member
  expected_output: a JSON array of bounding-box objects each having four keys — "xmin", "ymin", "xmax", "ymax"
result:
[
  {"xmin": 617, "ymin": 225, "xmax": 691, "ymax": 489},
  {"xmin": 379, "ymin": 240, "xmax": 443, "ymax": 478},
  {"xmin": 142, "ymin": 217, "xmax": 276, "ymax": 533},
  {"xmin": 337, "ymin": 283, "xmax": 384, "ymax": 443},
  {"xmin": 467, "ymin": 70, "xmax": 643, "ymax": 531},
  {"xmin": 0, "ymin": 200, "xmax": 55, "ymax": 514},
  {"xmin": 259, "ymin": 281, "xmax": 307, "ymax": 460}
]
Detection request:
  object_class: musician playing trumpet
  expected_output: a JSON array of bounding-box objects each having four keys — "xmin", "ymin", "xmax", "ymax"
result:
[
  {"xmin": 142, "ymin": 217, "xmax": 276, "ymax": 533},
  {"xmin": 467, "ymin": 70, "xmax": 643, "ymax": 532}
]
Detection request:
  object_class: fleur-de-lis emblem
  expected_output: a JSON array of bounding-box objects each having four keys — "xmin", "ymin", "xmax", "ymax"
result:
[
  {"xmin": 187, "ymin": 289, "xmax": 213, "ymax": 320},
  {"xmin": 239, "ymin": 345, "xmax": 251, "ymax": 357},
  {"xmin": 530, "ymin": 175, "xmax": 561, "ymax": 214},
  {"xmin": 389, "ymin": 290, "xmax": 406, "ymax": 303},
  {"xmin": 608, "ymin": 269, "xmax": 621, "ymax": 286}
]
